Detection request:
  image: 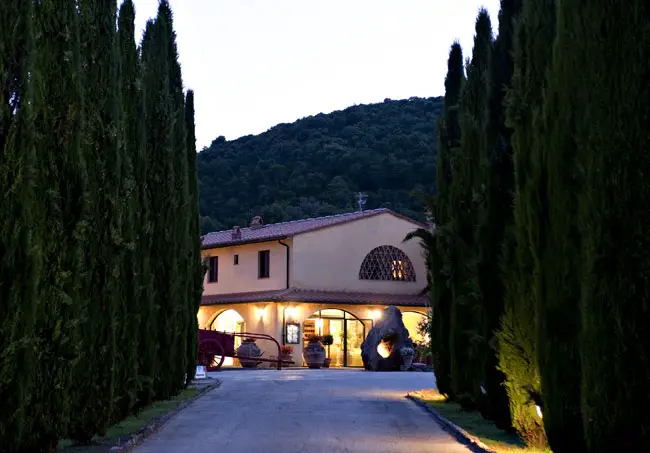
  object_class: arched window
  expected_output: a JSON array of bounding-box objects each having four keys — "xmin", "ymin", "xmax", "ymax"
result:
[{"xmin": 358, "ymin": 245, "xmax": 416, "ymax": 282}]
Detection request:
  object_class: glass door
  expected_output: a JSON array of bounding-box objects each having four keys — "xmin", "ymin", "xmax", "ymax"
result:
[
  {"xmin": 345, "ymin": 319, "xmax": 366, "ymax": 367},
  {"xmin": 327, "ymin": 319, "xmax": 345, "ymax": 367}
]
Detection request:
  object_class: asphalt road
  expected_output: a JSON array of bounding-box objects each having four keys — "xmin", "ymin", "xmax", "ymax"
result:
[{"xmin": 134, "ymin": 369, "xmax": 473, "ymax": 453}]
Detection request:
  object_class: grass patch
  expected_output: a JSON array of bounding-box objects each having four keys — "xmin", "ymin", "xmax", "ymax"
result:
[
  {"xmin": 101, "ymin": 387, "xmax": 201, "ymax": 441},
  {"xmin": 59, "ymin": 383, "xmax": 217, "ymax": 452},
  {"xmin": 411, "ymin": 390, "xmax": 550, "ymax": 453}
]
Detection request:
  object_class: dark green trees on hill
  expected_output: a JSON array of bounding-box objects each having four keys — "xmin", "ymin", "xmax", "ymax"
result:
[
  {"xmin": 197, "ymin": 97, "xmax": 443, "ymax": 233},
  {"xmin": 0, "ymin": 1, "xmax": 204, "ymax": 451}
]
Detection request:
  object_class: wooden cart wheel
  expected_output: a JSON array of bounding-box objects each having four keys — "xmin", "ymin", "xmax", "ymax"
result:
[{"xmin": 198, "ymin": 339, "xmax": 225, "ymax": 371}]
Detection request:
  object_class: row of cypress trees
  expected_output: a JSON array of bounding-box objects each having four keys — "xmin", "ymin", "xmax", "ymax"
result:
[
  {"xmin": 0, "ymin": 1, "xmax": 204, "ymax": 451},
  {"xmin": 411, "ymin": 0, "xmax": 650, "ymax": 451}
]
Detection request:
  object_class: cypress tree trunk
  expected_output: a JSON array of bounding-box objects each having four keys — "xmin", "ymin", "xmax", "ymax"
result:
[
  {"xmin": 30, "ymin": 0, "xmax": 89, "ymax": 448},
  {"xmin": 432, "ymin": 42, "xmax": 464, "ymax": 398},
  {"xmin": 69, "ymin": 0, "xmax": 121, "ymax": 441},
  {"xmin": 184, "ymin": 89, "xmax": 203, "ymax": 385},
  {"xmin": 498, "ymin": 0, "xmax": 555, "ymax": 448},
  {"xmin": 475, "ymin": 0, "xmax": 521, "ymax": 428},
  {"xmin": 0, "ymin": 2, "xmax": 39, "ymax": 449},
  {"xmin": 575, "ymin": 2, "xmax": 650, "ymax": 451},
  {"xmin": 537, "ymin": 0, "xmax": 585, "ymax": 449},
  {"xmin": 449, "ymin": 10, "xmax": 493, "ymax": 405}
]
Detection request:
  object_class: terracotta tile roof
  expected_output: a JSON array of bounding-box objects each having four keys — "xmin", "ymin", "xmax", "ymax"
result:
[
  {"xmin": 201, "ymin": 208, "xmax": 426, "ymax": 249},
  {"xmin": 200, "ymin": 287, "xmax": 429, "ymax": 307}
]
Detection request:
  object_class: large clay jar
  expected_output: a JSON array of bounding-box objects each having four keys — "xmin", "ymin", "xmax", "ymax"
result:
[
  {"xmin": 237, "ymin": 339, "xmax": 262, "ymax": 368},
  {"xmin": 303, "ymin": 339, "xmax": 326, "ymax": 369}
]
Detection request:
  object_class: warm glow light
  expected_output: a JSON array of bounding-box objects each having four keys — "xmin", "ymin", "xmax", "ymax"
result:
[
  {"xmin": 286, "ymin": 306, "xmax": 299, "ymax": 320},
  {"xmin": 377, "ymin": 341, "xmax": 391, "ymax": 358},
  {"xmin": 315, "ymin": 318, "xmax": 323, "ymax": 330},
  {"xmin": 536, "ymin": 405, "xmax": 543, "ymax": 418},
  {"xmin": 256, "ymin": 306, "xmax": 267, "ymax": 320},
  {"xmin": 370, "ymin": 310, "xmax": 382, "ymax": 321}
]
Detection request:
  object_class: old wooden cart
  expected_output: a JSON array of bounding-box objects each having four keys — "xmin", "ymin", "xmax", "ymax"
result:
[{"xmin": 197, "ymin": 329, "xmax": 295, "ymax": 371}]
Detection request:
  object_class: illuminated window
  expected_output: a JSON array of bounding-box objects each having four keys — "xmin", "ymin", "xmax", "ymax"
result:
[{"xmin": 359, "ymin": 245, "xmax": 416, "ymax": 282}]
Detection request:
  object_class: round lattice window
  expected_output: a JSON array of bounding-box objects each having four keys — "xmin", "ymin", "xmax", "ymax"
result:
[{"xmin": 358, "ymin": 245, "xmax": 416, "ymax": 282}]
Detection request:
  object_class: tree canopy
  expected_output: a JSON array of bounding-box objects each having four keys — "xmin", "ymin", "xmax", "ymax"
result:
[{"xmin": 197, "ymin": 97, "xmax": 443, "ymax": 233}]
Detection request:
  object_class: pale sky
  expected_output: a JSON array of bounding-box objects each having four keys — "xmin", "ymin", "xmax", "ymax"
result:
[{"xmin": 129, "ymin": 0, "xmax": 500, "ymax": 150}]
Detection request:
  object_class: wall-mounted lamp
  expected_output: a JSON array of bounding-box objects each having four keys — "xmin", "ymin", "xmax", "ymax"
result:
[
  {"xmin": 370, "ymin": 310, "xmax": 382, "ymax": 321},
  {"xmin": 286, "ymin": 306, "xmax": 299, "ymax": 321},
  {"xmin": 256, "ymin": 306, "xmax": 266, "ymax": 321}
]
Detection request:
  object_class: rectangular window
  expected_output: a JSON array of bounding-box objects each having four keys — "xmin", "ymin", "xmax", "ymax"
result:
[
  {"xmin": 208, "ymin": 256, "xmax": 218, "ymax": 282},
  {"xmin": 258, "ymin": 250, "xmax": 270, "ymax": 279},
  {"xmin": 234, "ymin": 254, "xmax": 239, "ymax": 265}
]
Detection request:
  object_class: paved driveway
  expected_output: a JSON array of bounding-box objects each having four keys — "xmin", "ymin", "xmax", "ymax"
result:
[{"xmin": 135, "ymin": 369, "xmax": 472, "ymax": 453}]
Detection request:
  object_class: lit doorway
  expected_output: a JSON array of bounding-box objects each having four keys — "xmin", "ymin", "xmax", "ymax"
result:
[
  {"xmin": 303, "ymin": 309, "xmax": 372, "ymax": 367},
  {"xmin": 402, "ymin": 311, "xmax": 427, "ymax": 344},
  {"xmin": 210, "ymin": 309, "xmax": 245, "ymax": 367}
]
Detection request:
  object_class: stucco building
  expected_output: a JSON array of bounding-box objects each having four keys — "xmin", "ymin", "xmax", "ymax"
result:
[{"xmin": 198, "ymin": 208, "xmax": 430, "ymax": 367}]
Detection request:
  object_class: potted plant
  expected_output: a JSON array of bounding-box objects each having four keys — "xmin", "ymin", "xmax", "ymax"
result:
[
  {"xmin": 237, "ymin": 337, "xmax": 263, "ymax": 368},
  {"xmin": 399, "ymin": 346, "xmax": 415, "ymax": 371},
  {"xmin": 302, "ymin": 334, "xmax": 326, "ymax": 369},
  {"xmin": 280, "ymin": 345, "xmax": 294, "ymax": 364},
  {"xmin": 321, "ymin": 334, "xmax": 334, "ymax": 368}
]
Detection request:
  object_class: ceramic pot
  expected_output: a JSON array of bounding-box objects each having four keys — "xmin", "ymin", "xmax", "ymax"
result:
[
  {"xmin": 237, "ymin": 340, "xmax": 262, "ymax": 368},
  {"xmin": 401, "ymin": 354, "xmax": 414, "ymax": 371},
  {"xmin": 303, "ymin": 341, "xmax": 326, "ymax": 369}
]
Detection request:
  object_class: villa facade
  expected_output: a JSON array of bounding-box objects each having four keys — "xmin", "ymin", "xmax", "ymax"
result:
[{"xmin": 198, "ymin": 208, "xmax": 430, "ymax": 367}]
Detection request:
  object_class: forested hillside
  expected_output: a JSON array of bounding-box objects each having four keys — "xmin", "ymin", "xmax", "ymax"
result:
[{"xmin": 197, "ymin": 97, "xmax": 442, "ymax": 233}]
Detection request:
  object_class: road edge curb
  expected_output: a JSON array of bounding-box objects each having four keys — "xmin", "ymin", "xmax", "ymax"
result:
[
  {"xmin": 405, "ymin": 393, "xmax": 496, "ymax": 453},
  {"xmin": 109, "ymin": 380, "xmax": 222, "ymax": 453}
]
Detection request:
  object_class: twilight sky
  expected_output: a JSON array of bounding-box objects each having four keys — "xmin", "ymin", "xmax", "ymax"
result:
[{"xmin": 130, "ymin": 0, "xmax": 500, "ymax": 150}]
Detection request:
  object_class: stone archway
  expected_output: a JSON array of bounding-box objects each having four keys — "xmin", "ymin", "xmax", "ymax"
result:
[{"xmin": 210, "ymin": 309, "xmax": 245, "ymax": 366}]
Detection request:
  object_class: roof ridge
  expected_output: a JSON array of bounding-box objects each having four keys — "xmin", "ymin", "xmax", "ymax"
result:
[{"xmin": 203, "ymin": 208, "xmax": 388, "ymax": 236}]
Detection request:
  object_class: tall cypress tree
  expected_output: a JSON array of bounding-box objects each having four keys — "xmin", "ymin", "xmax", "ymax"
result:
[
  {"xmin": 29, "ymin": 0, "xmax": 89, "ymax": 449},
  {"xmin": 138, "ymin": 19, "xmax": 160, "ymax": 406},
  {"xmin": 449, "ymin": 9, "xmax": 493, "ymax": 404},
  {"xmin": 184, "ymin": 89, "xmax": 204, "ymax": 384},
  {"xmin": 141, "ymin": 3, "xmax": 182, "ymax": 399},
  {"xmin": 68, "ymin": 0, "xmax": 121, "ymax": 441},
  {"xmin": 536, "ymin": 0, "xmax": 585, "ymax": 449},
  {"xmin": 474, "ymin": 0, "xmax": 521, "ymax": 428},
  {"xmin": 432, "ymin": 42, "xmax": 464, "ymax": 398},
  {"xmin": 0, "ymin": 1, "xmax": 39, "ymax": 449},
  {"xmin": 499, "ymin": 0, "xmax": 555, "ymax": 447},
  {"xmin": 162, "ymin": 0, "xmax": 191, "ymax": 393},
  {"xmin": 575, "ymin": 1, "xmax": 650, "ymax": 450},
  {"xmin": 114, "ymin": 0, "xmax": 141, "ymax": 421}
]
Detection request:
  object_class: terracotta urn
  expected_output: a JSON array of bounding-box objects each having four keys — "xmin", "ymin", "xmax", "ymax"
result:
[
  {"xmin": 237, "ymin": 339, "xmax": 263, "ymax": 368},
  {"xmin": 303, "ymin": 338, "xmax": 326, "ymax": 369}
]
